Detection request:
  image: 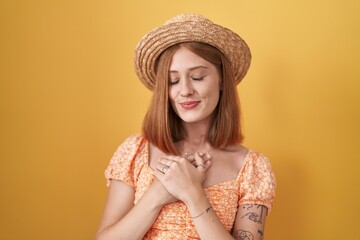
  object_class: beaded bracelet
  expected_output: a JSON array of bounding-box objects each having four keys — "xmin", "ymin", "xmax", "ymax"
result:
[{"xmin": 191, "ymin": 206, "xmax": 213, "ymax": 218}]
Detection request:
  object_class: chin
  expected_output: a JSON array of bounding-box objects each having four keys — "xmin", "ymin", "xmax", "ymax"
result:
[{"xmin": 177, "ymin": 114, "xmax": 210, "ymax": 124}]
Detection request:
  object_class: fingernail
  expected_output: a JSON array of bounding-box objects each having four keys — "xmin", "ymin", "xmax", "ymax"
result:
[{"xmin": 198, "ymin": 152, "xmax": 204, "ymax": 157}]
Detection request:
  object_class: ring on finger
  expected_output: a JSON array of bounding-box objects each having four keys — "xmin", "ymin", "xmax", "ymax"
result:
[
  {"xmin": 161, "ymin": 157, "xmax": 176, "ymax": 164},
  {"xmin": 161, "ymin": 165, "xmax": 170, "ymax": 173},
  {"xmin": 196, "ymin": 164, "xmax": 206, "ymax": 168},
  {"xmin": 166, "ymin": 159, "xmax": 175, "ymax": 166}
]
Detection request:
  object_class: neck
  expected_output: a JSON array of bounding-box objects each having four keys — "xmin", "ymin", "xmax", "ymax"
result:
[{"xmin": 178, "ymin": 120, "xmax": 212, "ymax": 153}]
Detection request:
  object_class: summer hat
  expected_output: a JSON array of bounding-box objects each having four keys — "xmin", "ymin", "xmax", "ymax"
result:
[{"xmin": 134, "ymin": 14, "xmax": 251, "ymax": 91}]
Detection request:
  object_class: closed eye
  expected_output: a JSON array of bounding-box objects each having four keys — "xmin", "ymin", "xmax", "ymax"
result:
[
  {"xmin": 192, "ymin": 76, "xmax": 204, "ymax": 81},
  {"xmin": 169, "ymin": 79, "xmax": 180, "ymax": 85}
]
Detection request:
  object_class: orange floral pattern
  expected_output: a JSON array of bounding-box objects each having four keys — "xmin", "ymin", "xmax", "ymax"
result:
[{"xmin": 105, "ymin": 135, "xmax": 276, "ymax": 239}]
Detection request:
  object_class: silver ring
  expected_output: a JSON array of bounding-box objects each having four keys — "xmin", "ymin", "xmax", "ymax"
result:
[
  {"xmin": 161, "ymin": 165, "xmax": 169, "ymax": 173},
  {"xmin": 196, "ymin": 164, "xmax": 206, "ymax": 168}
]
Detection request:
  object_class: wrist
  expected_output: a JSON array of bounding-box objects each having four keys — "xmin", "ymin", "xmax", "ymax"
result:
[
  {"xmin": 143, "ymin": 183, "xmax": 167, "ymax": 210},
  {"xmin": 153, "ymin": 196, "xmax": 170, "ymax": 209},
  {"xmin": 184, "ymin": 188, "xmax": 211, "ymax": 219},
  {"xmin": 182, "ymin": 185, "xmax": 206, "ymax": 208},
  {"xmin": 142, "ymin": 192, "xmax": 164, "ymax": 212}
]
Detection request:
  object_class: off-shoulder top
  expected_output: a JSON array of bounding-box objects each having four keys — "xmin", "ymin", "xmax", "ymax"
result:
[{"xmin": 104, "ymin": 135, "xmax": 276, "ymax": 239}]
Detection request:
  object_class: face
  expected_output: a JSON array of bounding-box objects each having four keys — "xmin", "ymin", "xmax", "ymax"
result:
[{"xmin": 168, "ymin": 47, "xmax": 221, "ymax": 125}]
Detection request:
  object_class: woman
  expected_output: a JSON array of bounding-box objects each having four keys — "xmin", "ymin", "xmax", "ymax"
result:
[{"xmin": 97, "ymin": 14, "xmax": 276, "ymax": 240}]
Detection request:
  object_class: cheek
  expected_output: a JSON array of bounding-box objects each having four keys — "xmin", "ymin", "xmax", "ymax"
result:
[
  {"xmin": 203, "ymin": 84, "xmax": 220, "ymax": 102},
  {"xmin": 211, "ymin": 92, "xmax": 220, "ymax": 106},
  {"xmin": 210, "ymin": 91, "xmax": 221, "ymax": 109}
]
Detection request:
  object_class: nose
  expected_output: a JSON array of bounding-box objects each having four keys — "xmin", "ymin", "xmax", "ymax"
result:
[{"xmin": 180, "ymin": 78, "xmax": 194, "ymax": 97}]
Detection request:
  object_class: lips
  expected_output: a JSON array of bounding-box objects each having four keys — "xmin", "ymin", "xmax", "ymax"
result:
[{"xmin": 179, "ymin": 101, "xmax": 200, "ymax": 110}]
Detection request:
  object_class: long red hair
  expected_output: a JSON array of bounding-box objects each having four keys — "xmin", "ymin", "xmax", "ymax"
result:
[{"xmin": 142, "ymin": 42, "xmax": 243, "ymax": 155}]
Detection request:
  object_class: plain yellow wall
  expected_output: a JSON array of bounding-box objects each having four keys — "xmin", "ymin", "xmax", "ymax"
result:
[{"xmin": 1, "ymin": 0, "xmax": 359, "ymax": 239}]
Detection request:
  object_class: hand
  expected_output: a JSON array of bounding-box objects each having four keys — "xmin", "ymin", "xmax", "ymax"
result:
[
  {"xmin": 182, "ymin": 152, "xmax": 212, "ymax": 168},
  {"xmin": 147, "ymin": 178, "xmax": 178, "ymax": 207},
  {"xmin": 154, "ymin": 153, "xmax": 211, "ymax": 203}
]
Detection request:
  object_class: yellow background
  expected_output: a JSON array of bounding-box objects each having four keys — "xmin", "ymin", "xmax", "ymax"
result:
[{"xmin": 1, "ymin": 1, "xmax": 359, "ymax": 239}]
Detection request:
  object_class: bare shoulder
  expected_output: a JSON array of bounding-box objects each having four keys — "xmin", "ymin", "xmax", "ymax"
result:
[{"xmin": 220, "ymin": 144, "xmax": 249, "ymax": 169}]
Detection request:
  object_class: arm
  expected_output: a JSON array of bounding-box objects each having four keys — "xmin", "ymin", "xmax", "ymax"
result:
[
  {"xmin": 183, "ymin": 186, "xmax": 234, "ymax": 240},
  {"xmin": 232, "ymin": 204, "xmax": 268, "ymax": 240},
  {"xmin": 231, "ymin": 152, "xmax": 275, "ymax": 240},
  {"xmin": 96, "ymin": 178, "xmax": 176, "ymax": 240}
]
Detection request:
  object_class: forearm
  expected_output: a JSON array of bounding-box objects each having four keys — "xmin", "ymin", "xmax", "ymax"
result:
[
  {"xmin": 96, "ymin": 190, "xmax": 163, "ymax": 240},
  {"xmin": 232, "ymin": 204, "xmax": 268, "ymax": 240},
  {"xmin": 184, "ymin": 188, "xmax": 234, "ymax": 240}
]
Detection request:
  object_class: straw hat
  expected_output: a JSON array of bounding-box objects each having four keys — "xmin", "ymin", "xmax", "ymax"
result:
[{"xmin": 134, "ymin": 14, "xmax": 251, "ymax": 91}]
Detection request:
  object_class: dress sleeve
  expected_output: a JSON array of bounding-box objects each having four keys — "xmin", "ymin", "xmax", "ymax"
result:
[
  {"xmin": 104, "ymin": 134, "xmax": 144, "ymax": 188},
  {"xmin": 238, "ymin": 152, "xmax": 276, "ymax": 212}
]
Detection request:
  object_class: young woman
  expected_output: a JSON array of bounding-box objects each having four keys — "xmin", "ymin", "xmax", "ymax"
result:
[{"xmin": 96, "ymin": 14, "xmax": 276, "ymax": 240}]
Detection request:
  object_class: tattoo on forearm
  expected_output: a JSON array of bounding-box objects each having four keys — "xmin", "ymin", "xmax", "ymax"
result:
[
  {"xmin": 242, "ymin": 205, "xmax": 254, "ymax": 211},
  {"xmin": 241, "ymin": 212, "xmax": 262, "ymax": 224},
  {"xmin": 234, "ymin": 230, "xmax": 254, "ymax": 240},
  {"xmin": 241, "ymin": 205, "xmax": 266, "ymax": 224},
  {"xmin": 258, "ymin": 229, "xmax": 264, "ymax": 240}
]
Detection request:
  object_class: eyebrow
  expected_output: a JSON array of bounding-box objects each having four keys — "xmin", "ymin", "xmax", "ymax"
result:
[{"xmin": 169, "ymin": 65, "xmax": 208, "ymax": 73}]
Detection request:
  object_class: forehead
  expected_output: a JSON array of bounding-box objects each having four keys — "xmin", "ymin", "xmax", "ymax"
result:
[{"xmin": 169, "ymin": 47, "xmax": 213, "ymax": 71}]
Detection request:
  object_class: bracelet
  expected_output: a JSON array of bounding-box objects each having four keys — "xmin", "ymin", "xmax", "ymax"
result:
[{"xmin": 191, "ymin": 206, "xmax": 213, "ymax": 219}]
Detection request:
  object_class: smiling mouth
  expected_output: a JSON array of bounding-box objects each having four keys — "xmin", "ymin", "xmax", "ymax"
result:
[{"xmin": 179, "ymin": 101, "xmax": 200, "ymax": 110}]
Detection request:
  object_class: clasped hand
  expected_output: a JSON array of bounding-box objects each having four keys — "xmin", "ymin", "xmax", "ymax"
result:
[{"xmin": 153, "ymin": 152, "xmax": 211, "ymax": 204}]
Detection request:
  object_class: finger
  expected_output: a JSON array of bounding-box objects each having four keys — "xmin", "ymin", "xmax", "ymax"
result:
[
  {"xmin": 197, "ymin": 152, "xmax": 212, "ymax": 161},
  {"xmin": 154, "ymin": 168, "xmax": 165, "ymax": 181},
  {"xmin": 156, "ymin": 163, "xmax": 170, "ymax": 174},
  {"xmin": 165, "ymin": 155, "xmax": 190, "ymax": 165},
  {"xmin": 158, "ymin": 158, "xmax": 176, "ymax": 166},
  {"xmin": 183, "ymin": 153, "xmax": 195, "ymax": 162},
  {"xmin": 194, "ymin": 152, "xmax": 206, "ymax": 172},
  {"xmin": 204, "ymin": 160, "xmax": 212, "ymax": 171},
  {"xmin": 202, "ymin": 152, "xmax": 212, "ymax": 161},
  {"xmin": 187, "ymin": 152, "xmax": 204, "ymax": 167},
  {"xmin": 166, "ymin": 154, "xmax": 181, "ymax": 160},
  {"xmin": 190, "ymin": 160, "xmax": 197, "ymax": 168}
]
